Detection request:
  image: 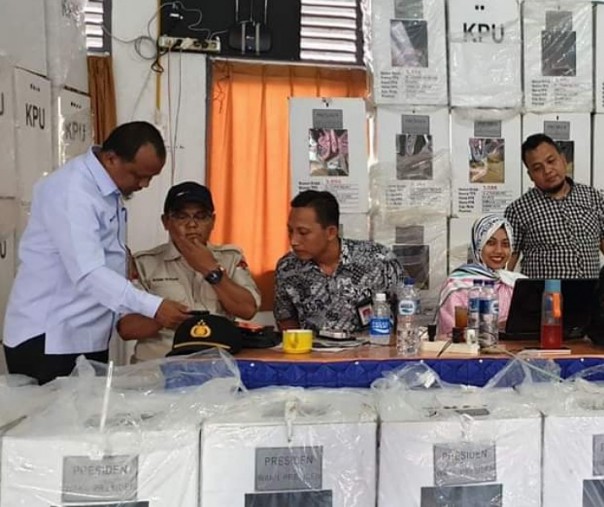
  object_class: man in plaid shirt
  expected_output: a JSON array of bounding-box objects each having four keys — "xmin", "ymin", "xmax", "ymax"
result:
[{"xmin": 505, "ymin": 134, "xmax": 604, "ymax": 279}]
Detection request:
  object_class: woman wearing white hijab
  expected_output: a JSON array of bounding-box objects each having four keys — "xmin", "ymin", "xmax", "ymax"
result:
[{"xmin": 437, "ymin": 214, "xmax": 525, "ymax": 336}]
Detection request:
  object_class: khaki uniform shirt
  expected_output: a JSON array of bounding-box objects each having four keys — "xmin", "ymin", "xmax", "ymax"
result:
[{"xmin": 131, "ymin": 241, "xmax": 261, "ymax": 361}]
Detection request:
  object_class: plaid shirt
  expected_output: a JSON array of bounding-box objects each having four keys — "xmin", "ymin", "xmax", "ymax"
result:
[
  {"xmin": 274, "ymin": 238, "xmax": 404, "ymax": 332},
  {"xmin": 504, "ymin": 180, "xmax": 604, "ymax": 278}
]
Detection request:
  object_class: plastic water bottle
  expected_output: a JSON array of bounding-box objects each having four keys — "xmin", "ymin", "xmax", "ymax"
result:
[
  {"xmin": 396, "ymin": 277, "xmax": 420, "ymax": 355},
  {"xmin": 467, "ymin": 280, "xmax": 482, "ymax": 344},
  {"xmin": 541, "ymin": 279, "xmax": 563, "ymax": 349},
  {"xmin": 479, "ymin": 280, "xmax": 499, "ymax": 348},
  {"xmin": 370, "ymin": 293, "xmax": 393, "ymax": 346}
]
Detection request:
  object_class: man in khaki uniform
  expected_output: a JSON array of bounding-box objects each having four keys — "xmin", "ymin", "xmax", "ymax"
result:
[{"xmin": 118, "ymin": 181, "xmax": 261, "ymax": 361}]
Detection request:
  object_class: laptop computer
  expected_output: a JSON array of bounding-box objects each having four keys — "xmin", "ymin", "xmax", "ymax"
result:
[{"xmin": 499, "ymin": 278, "xmax": 598, "ymax": 341}]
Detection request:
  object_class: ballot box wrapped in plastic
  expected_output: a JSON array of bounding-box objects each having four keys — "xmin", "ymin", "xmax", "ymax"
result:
[
  {"xmin": 375, "ymin": 362, "xmax": 542, "ymax": 507},
  {"xmin": 200, "ymin": 387, "xmax": 377, "ymax": 507},
  {"xmin": 541, "ymin": 366, "xmax": 604, "ymax": 507},
  {"xmin": 0, "ymin": 351, "xmax": 241, "ymax": 506}
]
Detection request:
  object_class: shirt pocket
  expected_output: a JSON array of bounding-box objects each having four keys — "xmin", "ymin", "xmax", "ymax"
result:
[{"xmin": 147, "ymin": 280, "xmax": 189, "ymax": 305}]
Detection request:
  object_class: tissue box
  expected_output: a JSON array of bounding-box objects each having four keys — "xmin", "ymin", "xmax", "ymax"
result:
[
  {"xmin": 201, "ymin": 390, "xmax": 377, "ymax": 507},
  {"xmin": 448, "ymin": 0, "xmax": 522, "ymax": 108},
  {"xmin": 451, "ymin": 110, "xmax": 521, "ymax": 216},
  {"xmin": 370, "ymin": 0, "xmax": 447, "ymax": 105},
  {"xmin": 378, "ymin": 390, "xmax": 541, "ymax": 507},
  {"xmin": 522, "ymin": 113, "xmax": 591, "ymax": 190},
  {"xmin": 524, "ymin": 0, "xmax": 593, "ymax": 112}
]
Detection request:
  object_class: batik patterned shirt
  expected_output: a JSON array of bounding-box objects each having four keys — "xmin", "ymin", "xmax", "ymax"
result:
[{"xmin": 274, "ymin": 238, "xmax": 404, "ymax": 332}]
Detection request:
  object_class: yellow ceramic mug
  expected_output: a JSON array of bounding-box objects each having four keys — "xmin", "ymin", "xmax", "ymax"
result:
[{"xmin": 282, "ymin": 329, "xmax": 313, "ymax": 354}]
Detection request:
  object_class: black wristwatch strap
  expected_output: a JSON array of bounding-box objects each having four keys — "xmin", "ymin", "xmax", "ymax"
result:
[{"xmin": 205, "ymin": 266, "xmax": 225, "ymax": 285}]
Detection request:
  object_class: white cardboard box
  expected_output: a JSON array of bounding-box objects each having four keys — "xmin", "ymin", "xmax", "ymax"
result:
[
  {"xmin": 289, "ymin": 98, "xmax": 369, "ymax": 213},
  {"xmin": 53, "ymin": 87, "xmax": 92, "ymax": 168},
  {"xmin": 201, "ymin": 390, "xmax": 377, "ymax": 507},
  {"xmin": 339, "ymin": 213, "xmax": 370, "ymax": 240},
  {"xmin": 448, "ymin": 216, "xmax": 475, "ymax": 273},
  {"xmin": 593, "ymin": 114, "xmax": 604, "ymax": 191},
  {"xmin": 596, "ymin": 6, "xmax": 604, "ymax": 113},
  {"xmin": 370, "ymin": 0, "xmax": 447, "ymax": 105},
  {"xmin": 374, "ymin": 106, "xmax": 450, "ymax": 213},
  {"xmin": 451, "ymin": 110, "xmax": 521, "ymax": 216},
  {"xmin": 0, "ymin": 58, "xmax": 16, "ymax": 198},
  {"xmin": 378, "ymin": 390, "xmax": 542, "ymax": 507},
  {"xmin": 0, "ymin": 0, "xmax": 47, "ymax": 77},
  {"xmin": 45, "ymin": 0, "xmax": 88, "ymax": 92},
  {"xmin": 371, "ymin": 213, "xmax": 447, "ymax": 309},
  {"xmin": 0, "ymin": 227, "xmax": 16, "ymax": 339},
  {"xmin": 522, "ymin": 113, "xmax": 591, "ymax": 191},
  {"xmin": 542, "ymin": 395, "xmax": 604, "ymax": 506},
  {"xmin": 448, "ymin": 0, "xmax": 522, "ymax": 108},
  {"xmin": 523, "ymin": 0, "xmax": 593, "ymax": 112},
  {"xmin": 1, "ymin": 407, "xmax": 200, "ymax": 506},
  {"xmin": 13, "ymin": 68, "xmax": 52, "ymax": 204}
]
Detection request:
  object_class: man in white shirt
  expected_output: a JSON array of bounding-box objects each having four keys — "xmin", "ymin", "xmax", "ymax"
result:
[{"xmin": 3, "ymin": 121, "xmax": 190, "ymax": 384}]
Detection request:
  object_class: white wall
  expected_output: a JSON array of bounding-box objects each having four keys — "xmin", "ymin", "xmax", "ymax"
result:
[{"xmin": 112, "ymin": 0, "xmax": 207, "ymax": 253}]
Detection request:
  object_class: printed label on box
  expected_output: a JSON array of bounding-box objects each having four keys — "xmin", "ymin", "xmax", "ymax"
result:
[
  {"xmin": 312, "ymin": 109, "xmax": 343, "ymax": 129},
  {"xmin": 62, "ymin": 455, "xmax": 138, "ymax": 503},
  {"xmin": 255, "ymin": 446, "xmax": 323, "ymax": 491},
  {"xmin": 245, "ymin": 490, "xmax": 333, "ymax": 506},
  {"xmin": 433, "ymin": 442, "xmax": 497, "ymax": 486},
  {"xmin": 593, "ymin": 435, "xmax": 604, "ymax": 476},
  {"xmin": 421, "ymin": 484, "xmax": 502, "ymax": 507}
]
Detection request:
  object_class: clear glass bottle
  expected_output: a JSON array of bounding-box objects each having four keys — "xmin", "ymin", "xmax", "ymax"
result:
[
  {"xmin": 541, "ymin": 279, "xmax": 563, "ymax": 349},
  {"xmin": 369, "ymin": 293, "xmax": 392, "ymax": 346}
]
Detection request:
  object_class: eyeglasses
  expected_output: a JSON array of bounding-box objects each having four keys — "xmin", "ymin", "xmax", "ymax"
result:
[{"xmin": 170, "ymin": 212, "xmax": 213, "ymax": 224}]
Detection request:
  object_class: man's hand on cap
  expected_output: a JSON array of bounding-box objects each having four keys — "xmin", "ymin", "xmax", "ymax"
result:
[{"xmin": 155, "ymin": 299, "xmax": 190, "ymax": 329}]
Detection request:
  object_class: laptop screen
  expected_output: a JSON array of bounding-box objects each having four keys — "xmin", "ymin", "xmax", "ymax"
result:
[{"xmin": 502, "ymin": 278, "xmax": 597, "ymax": 340}]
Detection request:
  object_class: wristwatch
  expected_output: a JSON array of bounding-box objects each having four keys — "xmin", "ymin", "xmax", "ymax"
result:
[{"xmin": 205, "ymin": 265, "xmax": 225, "ymax": 285}]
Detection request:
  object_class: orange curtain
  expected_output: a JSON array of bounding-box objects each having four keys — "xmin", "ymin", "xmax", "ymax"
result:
[
  {"xmin": 87, "ymin": 55, "xmax": 117, "ymax": 144},
  {"xmin": 207, "ymin": 62, "xmax": 367, "ymax": 310}
]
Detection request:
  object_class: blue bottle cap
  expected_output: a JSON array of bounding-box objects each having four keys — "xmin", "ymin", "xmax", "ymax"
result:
[
  {"xmin": 404, "ymin": 276, "xmax": 415, "ymax": 286},
  {"xmin": 544, "ymin": 279, "xmax": 561, "ymax": 292}
]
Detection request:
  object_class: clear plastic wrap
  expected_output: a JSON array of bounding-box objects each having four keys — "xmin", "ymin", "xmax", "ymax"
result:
[
  {"xmin": 593, "ymin": 114, "xmax": 604, "ymax": 193},
  {"xmin": 44, "ymin": 0, "xmax": 88, "ymax": 92},
  {"xmin": 447, "ymin": 216, "xmax": 474, "ymax": 272},
  {"xmin": 0, "ymin": 375, "xmax": 56, "ymax": 432},
  {"xmin": 289, "ymin": 97, "xmax": 369, "ymax": 213},
  {"xmin": 200, "ymin": 387, "xmax": 377, "ymax": 507},
  {"xmin": 371, "ymin": 209, "xmax": 447, "ymax": 312},
  {"xmin": 448, "ymin": 0, "xmax": 522, "ymax": 108},
  {"xmin": 339, "ymin": 213, "xmax": 370, "ymax": 240},
  {"xmin": 524, "ymin": 1, "xmax": 593, "ymax": 112},
  {"xmin": 373, "ymin": 362, "xmax": 542, "ymax": 507},
  {"xmin": 364, "ymin": 0, "xmax": 448, "ymax": 106},
  {"xmin": 450, "ymin": 108, "xmax": 522, "ymax": 216},
  {"xmin": 54, "ymin": 87, "xmax": 93, "ymax": 169},
  {"xmin": 0, "ymin": 56, "xmax": 17, "ymax": 199},
  {"xmin": 522, "ymin": 112, "xmax": 592, "ymax": 191},
  {"xmin": 541, "ymin": 365, "xmax": 604, "ymax": 507},
  {"xmin": 372, "ymin": 106, "xmax": 450, "ymax": 214},
  {"xmin": 0, "ymin": 351, "xmax": 241, "ymax": 506},
  {"xmin": 0, "ymin": 218, "xmax": 16, "ymax": 336}
]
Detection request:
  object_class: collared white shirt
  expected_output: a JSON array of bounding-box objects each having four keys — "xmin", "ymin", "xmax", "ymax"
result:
[{"xmin": 3, "ymin": 148, "xmax": 162, "ymax": 354}]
